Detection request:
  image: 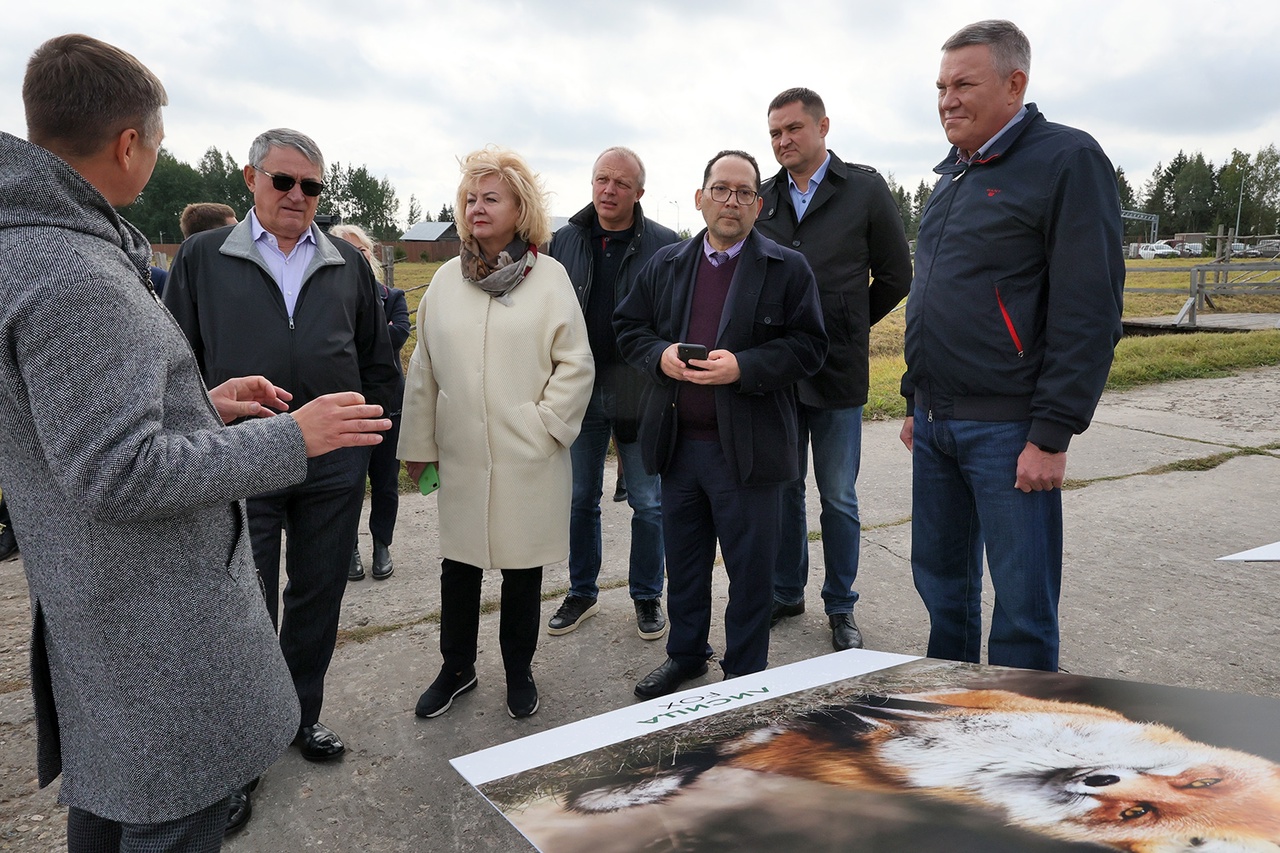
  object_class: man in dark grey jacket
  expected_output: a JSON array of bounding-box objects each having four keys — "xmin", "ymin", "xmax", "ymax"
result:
[
  {"xmin": 0, "ymin": 35, "xmax": 389, "ymax": 851},
  {"xmin": 756, "ymin": 88, "xmax": 913, "ymax": 652},
  {"xmin": 165, "ymin": 127, "xmax": 400, "ymax": 829},
  {"xmin": 545, "ymin": 147, "xmax": 679, "ymax": 641}
]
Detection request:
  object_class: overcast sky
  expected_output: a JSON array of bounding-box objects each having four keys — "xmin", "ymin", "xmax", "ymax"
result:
[{"xmin": 4, "ymin": 0, "xmax": 1280, "ymax": 233}]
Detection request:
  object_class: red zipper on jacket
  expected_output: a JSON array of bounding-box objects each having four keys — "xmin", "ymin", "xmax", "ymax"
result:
[{"xmin": 994, "ymin": 287, "xmax": 1024, "ymax": 357}]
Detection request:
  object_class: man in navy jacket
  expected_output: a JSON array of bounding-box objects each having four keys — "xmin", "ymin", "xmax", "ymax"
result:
[
  {"xmin": 616, "ymin": 150, "xmax": 826, "ymax": 697},
  {"xmin": 900, "ymin": 20, "xmax": 1124, "ymax": 672}
]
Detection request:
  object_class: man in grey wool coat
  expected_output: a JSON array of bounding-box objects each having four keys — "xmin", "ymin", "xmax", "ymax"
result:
[{"xmin": 0, "ymin": 34, "xmax": 390, "ymax": 852}]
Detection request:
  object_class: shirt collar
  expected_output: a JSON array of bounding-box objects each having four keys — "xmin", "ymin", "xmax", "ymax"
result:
[
  {"xmin": 787, "ymin": 151, "xmax": 832, "ymax": 194},
  {"xmin": 702, "ymin": 235, "xmax": 747, "ymax": 264},
  {"xmin": 249, "ymin": 208, "xmax": 317, "ymax": 250}
]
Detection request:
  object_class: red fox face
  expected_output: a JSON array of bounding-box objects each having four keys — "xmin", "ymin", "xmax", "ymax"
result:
[{"xmin": 565, "ymin": 689, "xmax": 1280, "ymax": 852}]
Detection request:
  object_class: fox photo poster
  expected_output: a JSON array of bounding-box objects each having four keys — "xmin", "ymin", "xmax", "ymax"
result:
[{"xmin": 451, "ymin": 651, "xmax": 1280, "ymax": 852}]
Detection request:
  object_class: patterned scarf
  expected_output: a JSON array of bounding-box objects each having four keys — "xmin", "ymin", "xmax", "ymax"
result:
[{"xmin": 460, "ymin": 238, "xmax": 537, "ymax": 305}]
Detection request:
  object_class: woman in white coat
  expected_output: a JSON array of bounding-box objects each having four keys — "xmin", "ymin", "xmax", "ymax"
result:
[{"xmin": 399, "ymin": 147, "xmax": 593, "ymax": 719}]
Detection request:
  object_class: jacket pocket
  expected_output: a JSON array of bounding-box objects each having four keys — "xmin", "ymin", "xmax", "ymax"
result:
[
  {"xmin": 753, "ymin": 300, "xmax": 787, "ymax": 342},
  {"xmin": 516, "ymin": 401, "xmax": 558, "ymax": 458},
  {"xmin": 993, "ymin": 286, "xmax": 1025, "ymax": 358}
]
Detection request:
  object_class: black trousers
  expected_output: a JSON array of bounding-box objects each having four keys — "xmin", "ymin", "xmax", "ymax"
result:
[
  {"xmin": 366, "ymin": 412, "xmax": 402, "ymax": 545},
  {"xmin": 67, "ymin": 797, "xmax": 229, "ymax": 853},
  {"xmin": 249, "ymin": 445, "xmax": 371, "ymax": 726},
  {"xmin": 439, "ymin": 558, "xmax": 542, "ymax": 681}
]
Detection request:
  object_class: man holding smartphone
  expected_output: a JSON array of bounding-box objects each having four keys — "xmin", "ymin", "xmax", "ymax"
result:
[{"xmin": 615, "ymin": 150, "xmax": 826, "ymax": 698}]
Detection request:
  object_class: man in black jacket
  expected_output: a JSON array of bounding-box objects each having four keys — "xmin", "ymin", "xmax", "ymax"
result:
[
  {"xmin": 616, "ymin": 150, "xmax": 826, "ymax": 698},
  {"xmin": 545, "ymin": 148, "xmax": 679, "ymax": 641},
  {"xmin": 756, "ymin": 88, "xmax": 912, "ymax": 651},
  {"xmin": 165, "ymin": 127, "xmax": 400, "ymax": 830}
]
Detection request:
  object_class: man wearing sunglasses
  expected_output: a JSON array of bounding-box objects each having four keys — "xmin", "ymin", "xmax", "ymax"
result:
[
  {"xmin": 615, "ymin": 150, "xmax": 826, "ymax": 698},
  {"xmin": 165, "ymin": 127, "xmax": 400, "ymax": 834}
]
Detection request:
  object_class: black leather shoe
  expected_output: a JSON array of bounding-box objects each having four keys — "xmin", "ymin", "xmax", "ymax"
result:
[
  {"xmin": 635, "ymin": 658, "xmax": 708, "ymax": 699},
  {"xmin": 348, "ymin": 546, "xmax": 365, "ymax": 581},
  {"xmin": 829, "ymin": 612, "xmax": 864, "ymax": 650},
  {"xmin": 415, "ymin": 666, "xmax": 478, "ymax": 718},
  {"xmin": 770, "ymin": 599, "xmax": 805, "ymax": 628},
  {"xmin": 371, "ymin": 539, "xmax": 394, "ymax": 580},
  {"xmin": 224, "ymin": 784, "xmax": 252, "ymax": 836},
  {"xmin": 293, "ymin": 722, "xmax": 345, "ymax": 761}
]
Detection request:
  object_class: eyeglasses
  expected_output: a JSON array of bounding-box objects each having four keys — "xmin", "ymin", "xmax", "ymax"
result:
[
  {"xmin": 704, "ymin": 185, "xmax": 758, "ymax": 205},
  {"xmin": 254, "ymin": 166, "xmax": 325, "ymax": 197}
]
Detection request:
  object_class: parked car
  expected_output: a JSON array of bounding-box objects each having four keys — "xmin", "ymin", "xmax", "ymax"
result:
[
  {"xmin": 1256, "ymin": 239, "xmax": 1280, "ymax": 258},
  {"xmin": 1138, "ymin": 243, "xmax": 1179, "ymax": 259},
  {"xmin": 1181, "ymin": 242, "xmax": 1205, "ymax": 257}
]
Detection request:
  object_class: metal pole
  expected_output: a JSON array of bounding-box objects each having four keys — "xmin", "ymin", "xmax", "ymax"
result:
[{"xmin": 1235, "ymin": 166, "xmax": 1247, "ymax": 240}]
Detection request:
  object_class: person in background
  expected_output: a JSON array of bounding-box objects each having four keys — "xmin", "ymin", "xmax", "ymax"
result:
[
  {"xmin": 756, "ymin": 87, "xmax": 913, "ymax": 652},
  {"xmin": 331, "ymin": 223, "xmax": 410, "ymax": 582},
  {"xmin": 179, "ymin": 202, "xmax": 237, "ymax": 239},
  {"xmin": 545, "ymin": 146, "xmax": 678, "ymax": 641},
  {"xmin": 399, "ymin": 146, "xmax": 593, "ymax": 721}
]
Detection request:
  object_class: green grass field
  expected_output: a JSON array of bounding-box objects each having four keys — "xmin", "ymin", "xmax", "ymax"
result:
[{"xmin": 388, "ymin": 257, "xmax": 1280, "ymax": 425}]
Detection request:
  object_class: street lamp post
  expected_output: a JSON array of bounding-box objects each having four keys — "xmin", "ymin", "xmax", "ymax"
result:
[
  {"xmin": 1235, "ymin": 165, "xmax": 1248, "ymax": 242},
  {"xmin": 669, "ymin": 200, "xmax": 680, "ymax": 232}
]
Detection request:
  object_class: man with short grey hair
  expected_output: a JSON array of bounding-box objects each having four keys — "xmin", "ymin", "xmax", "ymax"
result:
[
  {"xmin": 900, "ymin": 19, "xmax": 1124, "ymax": 672},
  {"xmin": 546, "ymin": 146, "xmax": 679, "ymax": 641},
  {"xmin": 1, "ymin": 34, "xmax": 390, "ymax": 851},
  {"xmin": 166, "ymin": 127, "xmax": 400, "ymax": 830}
]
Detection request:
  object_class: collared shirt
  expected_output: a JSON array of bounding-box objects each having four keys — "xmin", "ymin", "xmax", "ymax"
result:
[
  {"xmin": 960, "ymin": 106, "xmax": 1028, "ymax": 164},
  {"xmin": 702, "ymin": 235, "xmax": 747, "ymax": 266},
  {"xmin": 249, "ymin": 208, "xmax": 317, "ymax": 317},
  {"xmin": 788, "ymin": 151, "xmax": 832, "ymax": 222}
]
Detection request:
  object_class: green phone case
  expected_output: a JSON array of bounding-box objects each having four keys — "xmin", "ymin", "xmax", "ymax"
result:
[{"xmin": 418, "ymin": 463, "xmax": 440, "ymax": 496}]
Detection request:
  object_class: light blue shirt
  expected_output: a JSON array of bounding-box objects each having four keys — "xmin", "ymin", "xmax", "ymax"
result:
[
  {"xmin": 788, "ymin": 152, "xmax": 832, "ymax": 222},
  {"xmin": 702, "ymin": 235, "xmax": 746, "ymax": 266},
  {"xmin": 249, "ymin": 209, "xmax": 317, "ymax": 317}
]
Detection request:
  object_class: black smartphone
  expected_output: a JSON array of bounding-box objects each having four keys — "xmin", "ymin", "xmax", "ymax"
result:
[{"xmin": 677, "ymin": 343, "xmax": 709, "ymax": 367}]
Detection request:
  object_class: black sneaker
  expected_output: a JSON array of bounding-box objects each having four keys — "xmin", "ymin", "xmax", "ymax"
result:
[
  {"xmin": 634, "ymin": 599, "xmax": 668, "ymax": 640},
  {"xmin": 348, "ymin": 546, "xmax": 365, "ymax": 581},
  {"xmin": 506, "ymin": 668, "xmax": 539, "ymax": 719},
  {"xmin": 415, "ymin": 666, "xmax": 477, "ymax": 718},
  {"xmin": 547, "ymin": 594, "xmax": 600, "ymax": 635}
]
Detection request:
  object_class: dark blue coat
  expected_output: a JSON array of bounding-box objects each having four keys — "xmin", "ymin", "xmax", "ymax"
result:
[{"xmin": 614, "ymin": 228, "xmax": 827, "ymax": 485}]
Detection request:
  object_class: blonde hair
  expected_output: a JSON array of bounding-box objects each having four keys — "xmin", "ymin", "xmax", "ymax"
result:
[
  {"xmin": 454, "ymin": 146, "xmax": 552, "ymax": 247},
  {"xmin": 330, "ymin": 223, "xmax": 384, "ymax": 284}
]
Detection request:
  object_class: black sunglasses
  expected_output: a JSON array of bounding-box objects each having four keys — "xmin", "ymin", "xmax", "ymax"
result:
[{"xmin": 255, "ymin": 166, "xmax": 325, "ymax": 197}]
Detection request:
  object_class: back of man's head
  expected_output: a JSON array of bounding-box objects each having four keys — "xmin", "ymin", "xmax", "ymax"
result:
[
  {"xmin": 23, "ymin": 34, "xmax": 167, "ymax": 161},
  {"xmin": 180, "ymin": 203, "xmax": 238, "ymax": 239}
]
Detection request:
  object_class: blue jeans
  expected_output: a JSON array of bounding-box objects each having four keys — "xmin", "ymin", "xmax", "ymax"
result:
[
  {"xmin": 567, "ymin": 384, "xmax": 664, "ymax": 601},
  {"xmin": 909, "ymin": 411, "xmax": 1062, "ymax": 671},
  {"xmin": 774, "ymin": 403, "xmax": 862, "ymax": 614}
]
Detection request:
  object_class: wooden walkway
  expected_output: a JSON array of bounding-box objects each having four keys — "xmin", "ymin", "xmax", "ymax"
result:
[{"xmin": 1124, "ymin": 312, "xmax": 1280, "ymax": 333}]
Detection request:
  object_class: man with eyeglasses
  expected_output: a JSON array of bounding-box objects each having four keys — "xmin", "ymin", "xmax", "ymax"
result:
[
  {"xmin": 756, "ymin": 87, "xmax": 913, "ymax": 653},
  {"xmin": 615, "ymin": 150, "xmax": 826, "ymax": 698},
  {"xmin": 165, "ymin": 127, "xmax": 399, "ymax": 834}
]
